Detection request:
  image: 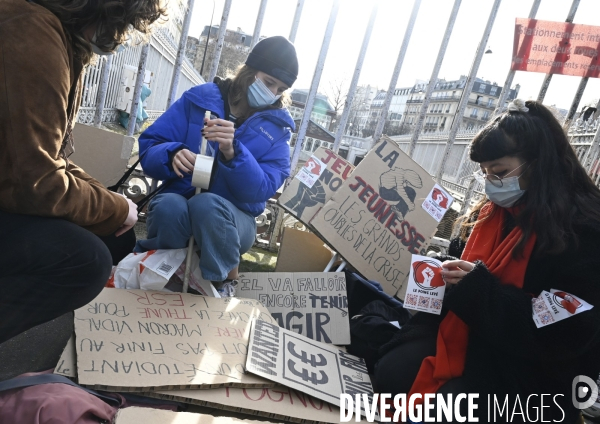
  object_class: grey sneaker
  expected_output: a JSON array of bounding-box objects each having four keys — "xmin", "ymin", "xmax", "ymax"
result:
[{"xmin": 212, "ymin": 279, "xmax": 238, "ymax": 297}]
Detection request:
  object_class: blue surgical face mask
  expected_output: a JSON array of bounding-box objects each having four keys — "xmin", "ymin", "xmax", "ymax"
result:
[
  {"xmin": 474, "ymin": 163, "xmax": 528, "ymax": 208},
  {"xmin": 247, "ymin": 77, "xmax": 281, "ymax": 108}
]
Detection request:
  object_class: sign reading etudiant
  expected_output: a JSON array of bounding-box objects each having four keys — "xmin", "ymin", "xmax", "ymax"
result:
[
  {"xmin": 512, "ymin": 18, "xmax": 600, "ymax": 78},
  {"xmin": 237, "ymin": 272, "xmax": 349, "ymax": 345},
  {"xmin": 246, "ymin": 320, "xmax": 376, "ymax": 418},
  {"xmin": 73, "ymin": 288, "xmax": 276, "ymax": 391},
  {"xmin": 311, "ymin": 139, "xmax": 439, "ymax": 299}
]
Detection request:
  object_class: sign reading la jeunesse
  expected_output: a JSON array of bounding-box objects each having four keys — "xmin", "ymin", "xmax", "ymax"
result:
[
  {"xmin": 311, "ymin": 139, "xmax": 440, "ymax": 299},
  {"xmin": 237, "ymin": 272, "xmax": 349, "ymax": 345},
  {"xmin": 245, "ymin": 320, "xmax": 376, "ymax": 419}
]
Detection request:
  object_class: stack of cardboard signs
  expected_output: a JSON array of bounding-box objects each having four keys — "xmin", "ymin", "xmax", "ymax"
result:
[
  {"xmin": 57, "ymin": 285, "xmax": 371, "ymax": 423},
  {"xmin": 279, "ymin": 141, "xmax": 454, "ymax": 299}
]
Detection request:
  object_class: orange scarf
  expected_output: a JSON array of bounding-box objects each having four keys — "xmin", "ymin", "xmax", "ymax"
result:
[{"xmin": 407, "ymin": 202, "xmax": 537, "ymax": 402}]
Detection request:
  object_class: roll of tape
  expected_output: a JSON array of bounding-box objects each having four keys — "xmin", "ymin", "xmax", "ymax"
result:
[{"xmin": 191, "ymin": 154, "xmax": 214, "ymax": 190}]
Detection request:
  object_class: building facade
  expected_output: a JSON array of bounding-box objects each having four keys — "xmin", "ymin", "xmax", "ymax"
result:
[
  {"xmin": 288, "ymin": 89, "xmax": 337, "ymax": 130},
  {"xmin": 402, "ymin": 76, "xmax": 519, "ymax": 132}
]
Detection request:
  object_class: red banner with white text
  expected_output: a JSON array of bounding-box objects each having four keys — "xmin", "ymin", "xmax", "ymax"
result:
[{"xmin": 511, "ymin": 18, "xmax": 600, "ymax": 78}]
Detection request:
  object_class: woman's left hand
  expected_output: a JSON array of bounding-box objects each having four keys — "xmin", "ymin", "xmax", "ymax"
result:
[
  {"xmin": 203, "ymin": 118, "xmax": 236, "ymax": 161},
  {"xmin": 441, "ymin": 260, "xmax": 475, "ymax": 285}
]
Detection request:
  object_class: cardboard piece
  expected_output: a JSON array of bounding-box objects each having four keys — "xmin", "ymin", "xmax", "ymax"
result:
[
  {"xmin": 311, "ymin": 139, "xmax": 439, "ymax": 299},
  {"xmin": 73, "ymin": 288, "xmax": 277, "ymax": 391},
  {"xmin": 404, "ymin": 255, "xmax": 446, "ymax": 315},
  {"xmin": 150, "ymin": 386, "xmax": 343, "ymax": 424},
  {"xmin": 279, "ymin": 148, "xmax": 354, "ymax": 227},
  {"xmin": 237, "ymin": 272, "xmax": 349, "ymax": 345},
  {"xmin": 55, "ymin": 335, "xmax": 346, "ymax": 424},
  {"xmin": 246, "ymin": 320, "xmax": 375, "ymax": 416},
  {"xmin": 275, "ymin": 228, "xmax": 333, "ymax": 273},
  {"xmin": 114, "ymin": 407, "xmax": 265, "ymax": 424},
  {"xmin": 70, "ymin": 124, "xmax": 135, "ymax": 187},
  {"xmin": 55, "ymin": 334, "xmax": 76, "ymax": 378}
]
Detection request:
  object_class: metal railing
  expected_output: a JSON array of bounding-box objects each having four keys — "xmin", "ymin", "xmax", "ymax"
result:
[{"xmin": 77, "ymin": 27, "xmax": 204, "ymax": 126}]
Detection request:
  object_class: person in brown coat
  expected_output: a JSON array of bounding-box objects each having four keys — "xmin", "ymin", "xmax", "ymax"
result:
[{"xmin": 0, "ymin": 0, "xmax": 164, "ymax": 344}]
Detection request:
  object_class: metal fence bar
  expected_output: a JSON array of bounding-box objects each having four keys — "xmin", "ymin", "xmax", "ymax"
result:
[
  {"xmin": 167, "ymin": 0, "xmax": 195, "ymax": 108},
  {"xmin": 289, "ymin": 0, "xmax": 305, "ymax": 43},
  {"xmin": 93, "ymin": 55, "xmax": 113, "ymax": 127},
  {"xmin": 408, "ymin": 0, "xmax": 461, "ymax": 157},
  {"xmin": 372, "ymin": 0, "xmax": 421, "ymax": 146},
  {"xmin": 563, "ymin": 76, "xmax": 588, "ymax": 130},
  {"xmin": 127, "ymin": 43, "xmax": 150, "ymax": 136},
  {"xmin": 536, "ymin": 0, "xmax": 580, "ymax": 103},
  {"xmin": 435, "ymin": 0, "xmax": 502, "ymax": 183},
  {"xmin": 332, "ymin": 4, "xmax": 378, "ymax": 152},
  {"xmin": 251, "ymin": 0, "xmax": 269, "ymax": 49},
  {"xmin": 494, "ymin": 0, "xmax": 540, "ymax": 115},
  {"xmin": 208, "ymin": 0, "xmax": 233, "ymax": 83},
  {"xmin": 290, "ymin": 0, "xmax": 340, "ymax": 174}
]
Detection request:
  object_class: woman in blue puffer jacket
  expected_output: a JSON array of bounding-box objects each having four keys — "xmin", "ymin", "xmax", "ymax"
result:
[{"xmin": 136, "ymin": 36, "xmax": 298, "ymax": 294}]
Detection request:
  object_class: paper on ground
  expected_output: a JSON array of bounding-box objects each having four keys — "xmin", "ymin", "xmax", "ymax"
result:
[
  {"xmin": 73, "ymin": 288, "xmax": 277, "ymax": 391},
  {"xmin": 532, "ymin": 289, "xmax": 593, "ymax": 328},
  {"xmin": 245, "ymin": 320, "xmax": 377, "ymax": 419},
  {"xmin": 403, "ymin": 254, "xmax": 446, "ymax": 315}
]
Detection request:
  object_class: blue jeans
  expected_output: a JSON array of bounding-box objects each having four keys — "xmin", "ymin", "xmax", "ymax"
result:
[{"xmin": 135, "ymin": 192, "xmax": 256, "ymax": 281}]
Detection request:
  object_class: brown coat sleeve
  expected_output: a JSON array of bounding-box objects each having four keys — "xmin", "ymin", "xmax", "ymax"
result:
[{"xmin": 0, "ymin": 9, "xmax": 128, "ymax": 236}]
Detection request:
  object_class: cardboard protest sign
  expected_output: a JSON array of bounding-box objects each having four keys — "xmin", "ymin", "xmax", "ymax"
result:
[
  {"xmin": 422, "ymin": 184, "xmax": 454, "ymax": 222},
  {"xmin": 404, "ymin": 255, "xmax": 446, "ymax": 315},
  {"xmin": 57, "ymin": 335, "xmax": 346, "ymax": 424},
  {"xmin": 532, "ymin": 289, "xmax": 594, "ymax": 328},
  {"xmin": 311, "ymin": 139, "xmax": 440, "ymax": 299},
  {"xmin": 114, "ymin": 407, "xmax": 265, "ymax": 424},
  {"xmin": 279, "ymin": 147, "xmax": 354, "ymax": 227},
  {"xmin": 73, "ymin": 288, "xmax": 277, "ymax": 391},
  {"xmin": 150, "ymin": 386, "xmax": 344, "ymax": 424},
  {"xmin": 55, "ymin": 334, "xmax": 76, "ymax": 378},
  {"xmin": 237, "ymin": 272, "xmax": 349, "ymax": 345},
  {"xmin": 275, "ymin": 228, "xmax": 334, "ymax": 273},
  {"xmin": 245, "ymin": 320, "xmax": 375, "ymax": 417}
]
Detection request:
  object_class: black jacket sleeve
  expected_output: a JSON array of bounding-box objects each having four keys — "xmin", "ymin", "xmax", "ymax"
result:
[{"xmin": 444, "ymin": 237, "xmax": 600, "ymax": 364}]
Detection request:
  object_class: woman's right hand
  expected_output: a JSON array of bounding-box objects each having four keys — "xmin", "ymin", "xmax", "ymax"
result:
[
  {"xmin": 115, "ymin": 197, "xmax": 138, "ymax": 237},
  {"xmin": 172, "ymin": 149, "xmax": 197, "ymax": 178}
]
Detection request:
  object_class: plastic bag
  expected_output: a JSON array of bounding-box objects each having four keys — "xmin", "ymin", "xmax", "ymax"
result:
[{"xmin": 109, "ymin": 249, "xmax": 186, "ymax": 291}]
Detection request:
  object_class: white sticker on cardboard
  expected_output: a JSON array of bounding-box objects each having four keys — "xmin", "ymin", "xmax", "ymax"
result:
[
  {"xmin": 403, "ymin": 254, "xmax": 446, "ymax": 315},
  {"xmin": 422, "ymin": 184, "xmax": 454, "ymax": 222},
  {"xmin": 532, "ymin": 289, "xmax": 593, "ymax": 328},
  {"xmin": 295, "ymin": 156, "xmax": 326, "ymax": 188}
]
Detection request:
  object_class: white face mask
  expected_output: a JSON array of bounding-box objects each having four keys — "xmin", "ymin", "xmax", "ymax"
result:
[
  {"xmin": 247, "ymin": 77, "xmax": 282, "ymax": 108},
  {"xmin": 474, "ymin": 162, "xmax": 528, "ymax": 208}
]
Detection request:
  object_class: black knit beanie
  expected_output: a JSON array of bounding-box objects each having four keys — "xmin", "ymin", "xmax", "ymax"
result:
[{"xmin": 245, "ymin": 36, "xmax": 298, "ymax": 87}]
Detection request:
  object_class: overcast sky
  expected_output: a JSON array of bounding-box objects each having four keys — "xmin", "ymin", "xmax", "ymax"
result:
[{"xmin": 187, "ymin": 0, "xmax": 600, "ymax": 110}]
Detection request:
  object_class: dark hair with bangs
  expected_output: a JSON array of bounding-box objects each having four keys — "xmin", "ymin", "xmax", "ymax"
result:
[
  {"xmin": 35, "ymin": 0, "xmax": 166, "ymax": 64},
  {"xmin": 458, "ymin": 100, "xmax": 600, "ymax": 257}
]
